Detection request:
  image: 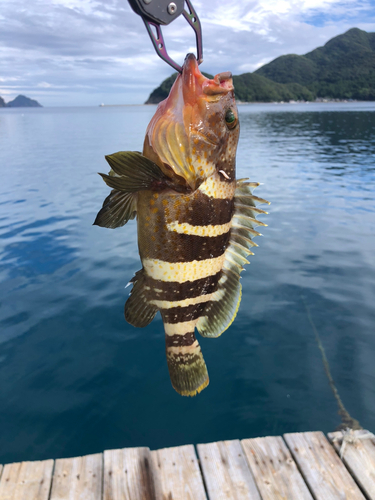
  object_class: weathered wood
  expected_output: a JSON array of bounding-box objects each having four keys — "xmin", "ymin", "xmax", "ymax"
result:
[
  {"xmin": 0, "ymin": 459, "xmax": 54, "ymax": 500},
  {"xmin": 103, "ymin": 446, "xmax": 160, "ymax": 500},
  {"xmin": 197, "ymin": 439, "xmax": 261, "ymax": 500},
  {"xmin": 50, "ymin": 453, "xmax": 102, "ymax": 500},
  {"xmin": 241, "ymin": 435, "xmax": 313, "ymax": 500},
  {"xmin": 328, "ymin": 430, "xmax": 375, "ymax": 500},
  {"xmin": 284, "ymin": 431, "xmax": 366, "ymax": 500},
  {"xmin": 151, "ymin": 444, "xmax": 206, "ymax": 500}
]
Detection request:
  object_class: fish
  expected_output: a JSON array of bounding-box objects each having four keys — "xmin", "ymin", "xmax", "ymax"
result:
[{"xmin": 94, "ymin": 53, "xmax": 269, "ymax": 396}]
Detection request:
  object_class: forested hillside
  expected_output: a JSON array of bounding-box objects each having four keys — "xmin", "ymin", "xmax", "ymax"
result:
[{"xmin": 146, "ymin": 28, "xmax": 375, "ymax": 103}]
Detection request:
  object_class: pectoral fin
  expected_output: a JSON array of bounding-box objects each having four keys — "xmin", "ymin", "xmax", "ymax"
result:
[
  {"xmin": 95, "ymin": 151, "xmax": 169, "ymax": 228},
  {"xmin": 100, "ymin": 151, "xmax": 168, "ymax": 192},
  {"xmin": 94, "ymin": 190, "xmax": 137, "ymax": 228}
]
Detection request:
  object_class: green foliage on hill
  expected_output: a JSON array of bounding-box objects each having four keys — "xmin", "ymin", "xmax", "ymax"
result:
[
  {"xmin": 146, "ymin": 71, "xmax": 313, "ymax": 104},
  {"xmin": 146, "ymin": 28, "xmax": 374, "ymax": 103},
  {"xmin": 232, "ymin": 73, "xmax": 314, "ymax": 102},
  {"xmin": 255, "ymin": 28, "xmax": 375, "ymax": 100}
]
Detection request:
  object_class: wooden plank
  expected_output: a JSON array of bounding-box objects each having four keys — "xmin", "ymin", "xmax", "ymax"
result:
[
  {"xmin": 103, "ymin": 446, "xmax": 161, "ymax": 500},
  {"xmin": 197, "ymin": 439, "xmax": 261, "ymax": 500},
  {"xmin": 241, "ymin": 436, "xmax": 313, "ymax": 500},
  {"xmin": 328, "ymin": 429, "xmax": 375, "ymax": 500},
  {"xmin": 0, "ymin": 459, "xmax": 54, "ymax": 500},
  {"xmin": 284, "ymin": 431, "xmax": 366, "ymax": 500},
  {"xmin": 50, "ymin": 453, "xmax": 102, "ymax": 500},
  {"xmin": 151, "ymin": 444, "xmax": 206, "ymax": 500}
]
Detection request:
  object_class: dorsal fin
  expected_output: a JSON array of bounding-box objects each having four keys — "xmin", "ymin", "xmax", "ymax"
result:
[{"xmin": 197, "ymin": 179, "xmax": 269, "ymax": 338}]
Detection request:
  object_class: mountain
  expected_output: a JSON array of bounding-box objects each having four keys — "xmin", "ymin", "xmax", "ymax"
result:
[
  {"xmin": 146, "ymin": 28, "xmax": 374, "ymax": 103},
  {"xmin": 255, "ymin": 28, "xmax": 375, "ymax": 100},
  {"xmin": 146, "ymin": 70, "xmax": 313, "ymax": 104},
  {"xmin": 232, "ymin": 74, "xmax": 313, "ymax": 102},
  {"xmin": 0, "ymin": 96, "xmax": 5, "ymax": 108},
  {"xmin": 6, "ymin": 95, "xmax": 42, "ymax": 107}
]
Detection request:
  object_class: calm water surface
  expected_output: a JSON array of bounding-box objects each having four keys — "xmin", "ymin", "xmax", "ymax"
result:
[{"xmin": 0, "ymin": 102, "xmax": 374, "ymax": 463}]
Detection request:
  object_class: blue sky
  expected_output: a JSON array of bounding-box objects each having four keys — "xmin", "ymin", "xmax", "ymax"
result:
[{"xmin": 0, "ymin": 0, "xmax": 374, "ymax": 106}]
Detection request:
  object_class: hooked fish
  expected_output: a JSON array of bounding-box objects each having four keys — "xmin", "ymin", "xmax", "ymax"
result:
[{"xmin": 94, "ymin": 53, "xmax": 269, "ymax": 396}]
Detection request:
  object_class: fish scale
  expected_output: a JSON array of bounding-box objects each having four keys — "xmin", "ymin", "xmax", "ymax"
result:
[{"xmin": 94, "ymin": 53, "xmax": 269, "ymax": 396}]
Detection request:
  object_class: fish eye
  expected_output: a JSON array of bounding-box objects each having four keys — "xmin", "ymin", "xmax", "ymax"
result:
[{"xmin": 225, "ymin": 108, "xmax": 237, "ymax": 129}]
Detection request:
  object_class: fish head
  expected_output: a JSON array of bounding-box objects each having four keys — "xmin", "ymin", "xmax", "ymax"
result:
[{"xmin": 144, "ymin": 53, "xmax": 239, "ymax": 190}]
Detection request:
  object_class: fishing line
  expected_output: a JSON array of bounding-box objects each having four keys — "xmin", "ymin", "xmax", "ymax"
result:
[{"xmin": 302, "ymin": 296, "xmax": 362, "ymax": 431}]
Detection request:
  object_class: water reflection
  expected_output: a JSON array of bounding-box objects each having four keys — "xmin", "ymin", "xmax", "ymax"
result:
[{"xmin": 0, "ymin": 103, "xmax": 374, "ymax": 463}]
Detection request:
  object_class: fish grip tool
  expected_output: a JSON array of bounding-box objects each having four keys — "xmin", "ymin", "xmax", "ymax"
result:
[{"xmin": 128, "ymin": 0, "xmax": 203, "ymax": 72}]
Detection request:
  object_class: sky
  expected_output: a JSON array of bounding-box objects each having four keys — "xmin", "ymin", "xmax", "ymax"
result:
[{"xmin": 1, "ymin": 0, "xmax": 375, "ymax": 106}]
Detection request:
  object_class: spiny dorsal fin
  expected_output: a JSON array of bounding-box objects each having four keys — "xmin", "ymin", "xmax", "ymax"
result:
[
  {"xmin": 94, "ymin": 190, "xmax": 137, "ymax": 228},
  {"xmin": 125, "ymin": 269, "xmax": 158, "ymax": 328},
  {"xmin": 197, "ymin": 179, "xmax": 269, "ymax": 338}
]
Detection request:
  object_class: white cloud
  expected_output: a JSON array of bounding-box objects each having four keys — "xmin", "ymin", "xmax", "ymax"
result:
[{"xmin": 0, "ymin": 0, "xmax": 374, "ymax": 105}]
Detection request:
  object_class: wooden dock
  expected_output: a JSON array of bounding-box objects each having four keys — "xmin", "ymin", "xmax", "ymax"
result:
[{"xmin": 0, "ymin": 430, "xmax": 374, "ymax": 499}]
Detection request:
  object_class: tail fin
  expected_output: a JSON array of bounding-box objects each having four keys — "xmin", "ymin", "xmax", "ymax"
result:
[{"xmin": 163, "ymin": 320, "xmax": 209, "ymax": 396}]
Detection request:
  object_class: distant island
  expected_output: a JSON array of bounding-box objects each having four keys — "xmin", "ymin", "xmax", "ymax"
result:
[
  {"xmin": 146, "ymin": 28, "xmax": 375, "ymax": 104},
  {"xmin": 0, "ymin": 95, "xmax": 42, "ymax": 108}
]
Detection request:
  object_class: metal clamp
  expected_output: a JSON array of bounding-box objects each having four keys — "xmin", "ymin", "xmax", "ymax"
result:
[{"xmin": 128, "ymin": 0, "xmax": 203, "ymax": 72}]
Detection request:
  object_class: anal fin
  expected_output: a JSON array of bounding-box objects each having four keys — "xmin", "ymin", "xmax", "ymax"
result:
[
  {"xmin": 125, "ymin": 269, "xmax": 158, "ymax": 328},
  {"xmin": 197, "ymin": 270, "xmax": 242, "ymax": 338}
]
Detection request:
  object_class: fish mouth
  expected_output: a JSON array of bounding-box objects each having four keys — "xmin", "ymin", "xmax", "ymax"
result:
[{"xmin": 182, "ymin": 53, "xmax": 234, "ymax": 97}]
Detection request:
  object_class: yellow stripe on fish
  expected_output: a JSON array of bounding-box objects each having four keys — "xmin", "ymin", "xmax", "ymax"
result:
[
  {"xmin": 166, "ymin": 220, "xmax": 231, "ymax": 237},
  {"xmin": 167, "ymin": 340, "xmax": 200, "ymax": 355},
  {"xmin": 150, "ymin": 289, "xmax": 225, "ymax": 309},
  {"xmin": 198, "ymin": 173, "xmax": 236, "ymax": 199},
  {"xmin": 143, "ymin": 256, "xmax": 226, "ymax": 283},
  {"xmin": 164, "ymin": 320, "xmax": 198, "ymax": 336}
]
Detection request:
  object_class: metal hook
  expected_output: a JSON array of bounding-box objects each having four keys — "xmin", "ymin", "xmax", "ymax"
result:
[{"xmin": 128, "ymin": 0, "xmax": 203, "ymax": 73}]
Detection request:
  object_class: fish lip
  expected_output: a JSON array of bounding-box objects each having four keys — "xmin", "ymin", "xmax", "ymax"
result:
[
  {"xmin": 182, "ymin": 53, "xmax": 233, "ymax": 96},
  {"xmin": 183, "ymin": 53, "xmax": 200, "ymax": 75},
  {"xmin": 184, "ymin": 53, "xmax": 197, "ymax": 63}
]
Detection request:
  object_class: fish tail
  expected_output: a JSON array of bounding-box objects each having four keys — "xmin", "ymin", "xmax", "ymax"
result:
[{"xmin": 163, "ymin": 319, "xmax": 209, "ymax": 397}]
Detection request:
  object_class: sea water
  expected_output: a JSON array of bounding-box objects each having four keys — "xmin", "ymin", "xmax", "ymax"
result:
[{"xmin": 0, "ymin": 102, "xmax": 374, "ymax": 463}]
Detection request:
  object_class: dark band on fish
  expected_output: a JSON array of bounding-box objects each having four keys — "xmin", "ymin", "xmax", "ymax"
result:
[
  {"xmin": 175, "ymin": 196, "xmax": 233, "ymax": 226},
  {"xmin": 146, "ymin": 273, "xmax": 221, "ymax": 301},
  {"xmin": 141, "ymin": 231, "xmax": 231, "ymax": 263},
  {"xmin": 165, "ymin": 331, "xmax": 196, "ymax": 348},
  {"xmin": 161, "ymin": 303, "xmax": 211, "ymax": 323}
]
